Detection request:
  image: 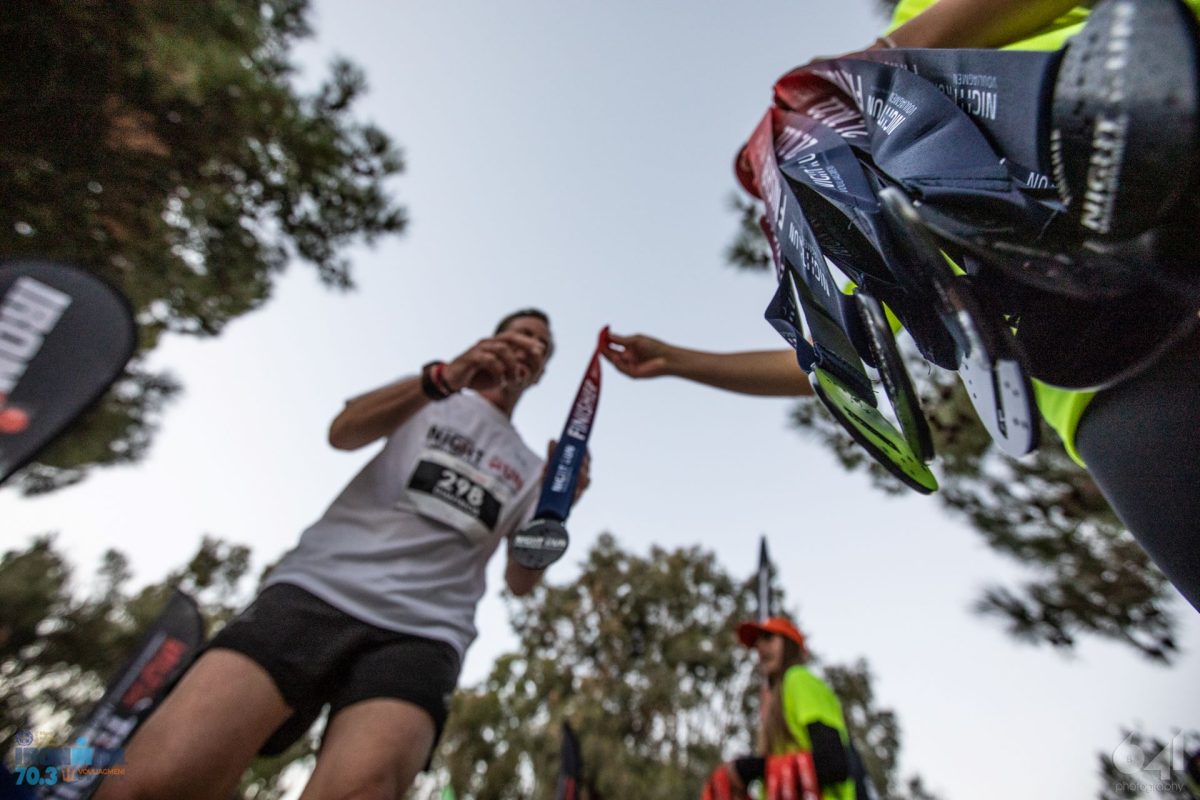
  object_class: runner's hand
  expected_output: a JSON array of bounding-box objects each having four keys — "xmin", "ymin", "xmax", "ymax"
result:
[
  {"xmin": 602, "ymin": 332, "xmax": 676, "ymax": 379},
  {"xmin": 443, "ymin": 331, "xmax": 547, "ymax": 393}
]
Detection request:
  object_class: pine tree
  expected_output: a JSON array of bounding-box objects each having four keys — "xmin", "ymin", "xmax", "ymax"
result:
[
  {"xmin": 0, "ymin": 0, "xmax": 405, "ymax": 493},
  {"xmin": 422, "ymin": 533, "xmax": 932, "ymax": 799}
]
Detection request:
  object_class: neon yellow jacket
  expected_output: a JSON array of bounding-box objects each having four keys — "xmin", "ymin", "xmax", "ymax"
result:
[{"xmin": 775, "ymin": 665, "xmax": 855, "ymax": 800}]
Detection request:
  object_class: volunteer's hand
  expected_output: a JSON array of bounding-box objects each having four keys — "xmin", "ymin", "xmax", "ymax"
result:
[{"xmin": 602, "ymin": 331, "xmax": 680, "ymax": 379}]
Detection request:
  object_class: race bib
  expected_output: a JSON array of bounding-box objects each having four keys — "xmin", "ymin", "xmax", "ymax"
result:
[{"xmin": 402, "ymin": 448, "xmax": 510, "ymax": 544}]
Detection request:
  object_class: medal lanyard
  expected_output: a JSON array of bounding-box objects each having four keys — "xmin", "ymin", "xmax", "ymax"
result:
[
  {"xmin": 510, "ymin": 327, "xmax": 608, "ymax": 569},
  {"xmin": 746, "ymin": 109, "xmax": 941, "ymax": 493},
  {"xmin": 535, "ymin": 326, "xmax": 608, "ymax": 523},
  {"xmin": 741, "ymin": 49, "xmax": 1064, "ymax": 484}
]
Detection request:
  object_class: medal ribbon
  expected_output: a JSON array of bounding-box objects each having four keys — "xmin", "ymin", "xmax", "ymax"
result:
[{"xmin": 531, "ymin": 326, "xmax": 608, "ymax": 524}]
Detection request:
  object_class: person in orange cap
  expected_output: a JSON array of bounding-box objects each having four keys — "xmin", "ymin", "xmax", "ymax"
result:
[{"xmin": 702, "ymin": 617, "xmax": 857, "ymax": 800}]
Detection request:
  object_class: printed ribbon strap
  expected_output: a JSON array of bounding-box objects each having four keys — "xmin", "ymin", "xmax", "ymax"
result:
[
  {"xmin": 772, "ymin": 50, "xmax": 1088, "ymax": 302},
  {"xmin": 745, "ymin": 52, "xmax": 1047, "ymax": 470},
  {"xmin": 773, "ymin": 53, "xmax": 1053, "ymax": 455},
  {"xmin": 775, "ymin": 50, "xmax": 1061, "ymax": 198},
  {"xmin": 743, "ymin": 0, "xmax": 1200, "ymax": 470},
  {"xmin": 746, "ymin": 110, "xmax": 941, "ymax": 493},
  {"xmin": 774, "ymin": 4, "xmax": 1200, "ymax": 388},
  {"xmin": 510, "ymin": 327, "xmax": 608, "ymax": 569},
  {"xmin": 783, "ymin": 48, "xmax": 1154, "ymax": 305}
]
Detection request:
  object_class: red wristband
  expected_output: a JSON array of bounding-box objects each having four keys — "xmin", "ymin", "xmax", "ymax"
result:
[
  {"xmin": 432, "ymin": 362, "xmax": 457, "ymax": 395},
  {"xmin": 420, "ymin": 361, "xmax": 453, "ymax": 400}
]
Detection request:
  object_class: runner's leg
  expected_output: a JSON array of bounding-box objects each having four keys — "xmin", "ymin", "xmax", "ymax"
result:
[
  {"xmin": 94, "ymin": 649, "xmax": 292, "ymax": 800},
  {"xmin": 297, "ymin": 699, "xmax": 435, "ymax": 800},
  {"xmin": 297, "ymin": 630, "xmax": 458, "ymax": 800}
]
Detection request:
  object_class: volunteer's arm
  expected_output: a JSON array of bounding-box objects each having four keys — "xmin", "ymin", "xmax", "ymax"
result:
[
  {"xmin": 728, "ymin": 756, "xmax": 765, "ymax": 790},
  {"xmin": 328, "ymin": 330, "xmax": 545, "ymax": 450},
  {"xmin": 807, "ymin": 722, "xmax": 850, "ymax": 787},
  {"xmin": 885, "ymin": 0, "xmax": 1084, "ymax": 49},
  {"xmin": 602, "ymin": 332, "xmax": 813, "ymax": 397},
  {"xmin": 722, "ymin": 727, "xmax": 847, "ymax": 790}
]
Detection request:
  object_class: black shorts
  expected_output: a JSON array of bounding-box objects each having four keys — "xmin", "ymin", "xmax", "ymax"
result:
[{"xmin": 207, "ymin": 583, "xmax": 461, "ymax": 760}]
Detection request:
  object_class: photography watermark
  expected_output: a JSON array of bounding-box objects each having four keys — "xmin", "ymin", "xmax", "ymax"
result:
[
  {"xmin": 8, "ymin": 729, "xmax": 127, "ymax": 787},
  {"xmin": 1109, "ymin": 730, "xmax": 1199, "ymax": 796}
]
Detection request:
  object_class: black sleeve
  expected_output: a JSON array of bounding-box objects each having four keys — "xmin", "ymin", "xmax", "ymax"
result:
[
  {"xmin": 733, "ymin": 756, "xmax": 765, "ymax": 785},
  {"xmin": 807, "ymin": 722, "xmax": 850, "ymax": 787}
]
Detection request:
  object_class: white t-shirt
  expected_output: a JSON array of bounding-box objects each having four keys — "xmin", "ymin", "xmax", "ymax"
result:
[{"xmin": 265, "ymin": 388, "xmax": 543, "ymax": 659}]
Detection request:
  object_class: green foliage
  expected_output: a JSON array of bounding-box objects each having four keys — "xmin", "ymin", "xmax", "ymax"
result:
[
  {"xmin": 13, "ymin": 368, "xmax": 182, "ymax": 495},
  {"xmin": 824, "ymin": 660, "xmax": 898, "ymax": 797},
  {"xmin": 434, "ymin": 534, "xmax": 755, "ymax": 799},
  {"xmin": 0, "ymin": 0, "xmax": 405, "ymax": 493},
  {"xmin": 424, "ymin": 534, "xmax": 931, "ymax": 800},
  {"xmin": 1098, "ymin": 728, "xmax": 1200, "ymax": 800},
  {"xmin": 726, "ymin": 198, "xmax": 1179, "ymax": 662},
  {"xmin": 726, "ymin": 196, "xmax": 773, "ymax": 273}
]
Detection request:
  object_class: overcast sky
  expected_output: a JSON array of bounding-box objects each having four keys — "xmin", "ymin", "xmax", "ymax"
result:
[{"xmin": 3, "ymin": 2, "xmax": 1197, "ymax": 798}]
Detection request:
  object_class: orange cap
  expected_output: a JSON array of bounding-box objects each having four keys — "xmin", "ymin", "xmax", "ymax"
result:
[{"xmin": 736, "ymin": 617, "xmax": 805, "ymax": 649}]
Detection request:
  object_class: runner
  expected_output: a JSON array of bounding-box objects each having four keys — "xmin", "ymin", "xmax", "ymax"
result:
[
  {"xmin": 96, "ymin": 309, "xmax": 590, "ymax": 800},
  {"xmin": 606, "ymin": 0, "xmax": 1200, "ymax": 613},
  {"xmin": 703, "ymin": 617, "xmax": 855, "ymax": 800}
]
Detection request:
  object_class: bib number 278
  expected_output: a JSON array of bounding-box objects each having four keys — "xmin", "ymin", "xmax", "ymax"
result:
[
  {"xmin": 406, "ymin": 458, "xmax": 502, "ymax": 532},
  {"xmin": 437, "ymin": 467, "xmax": 485, "ymax": 508}
]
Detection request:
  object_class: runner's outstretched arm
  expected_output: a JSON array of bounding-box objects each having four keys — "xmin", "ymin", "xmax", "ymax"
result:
[
  {"xmin": 328, "ymin": 377, "xmax": 432, "ymax": 451},
  {"xmin": 328, "ymin": 330, "xmax": 546, "ymax": 450},
  {"xmin": 602, "ymin": 332, "xmax": 813, "ymax": 397},
  {"xmin": 883, "ymin": 0, "xmax": 1083, "ymax": 49}
]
